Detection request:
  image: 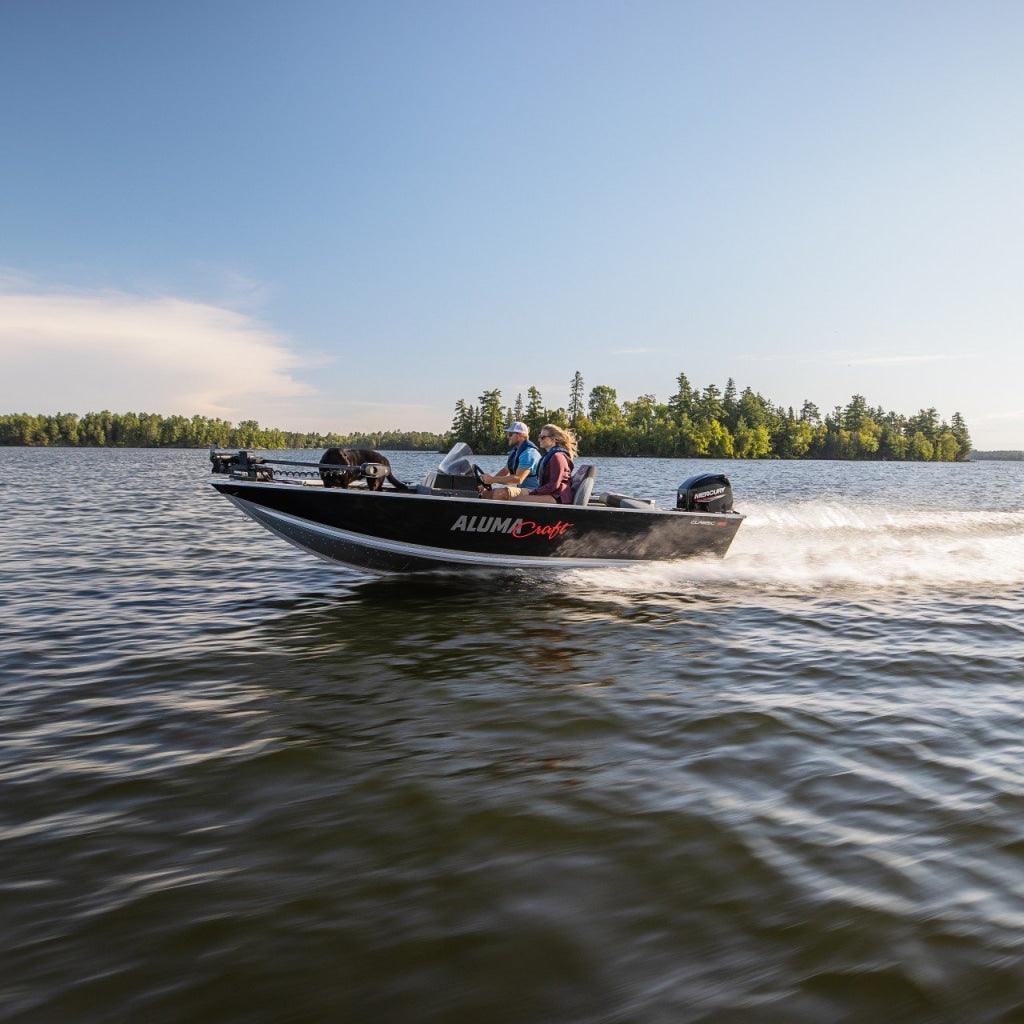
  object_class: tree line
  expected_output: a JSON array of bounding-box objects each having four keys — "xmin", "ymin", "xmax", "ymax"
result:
[
  {"xmin": 0, "ymin": 411, "xmax": 446, "ymax": 451},
  {"xmin": 1, "ymin": 374, "xmax": 976, "ymax": 461},
  {"xmin": 449, "ymin": 372, "xmax": 973, "ymax": 461}
]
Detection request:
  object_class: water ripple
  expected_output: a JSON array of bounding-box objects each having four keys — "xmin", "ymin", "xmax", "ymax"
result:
[{"xmin": 2, "ymin": 449, "xmax": 1024, "ymax": 1021}]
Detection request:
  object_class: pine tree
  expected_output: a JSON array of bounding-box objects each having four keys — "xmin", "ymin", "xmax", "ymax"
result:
[
  {"xmin": 525, "ymin": 386, "xmax": 544, "ymax": 434},
  {"xmin": 950, "ymin": 411, "xmax": 972, "ymax": 460},
  {"xmin": 800, "ymin": 400, "xmax": 821, "ymax": 425},
  {"xmin": 478, "ymin": 389, "xmax": 504, "ymax": 452},
  {"xmin": 723, "ymin": 378, "xmax": 738, "ymax": 432},
  {"xmin": 844, "ymin": 395, "xmax": 868, "ymax": 431},
  {"xmin": 450, "ymin": 400, "xmax": 472, "ymax": 443},
  {"xmin": 699, "ymin": 384, "xmax": 724, "ymax": 423},
  {"xmin": 669, "ymin": 372, "xmax": 694, "ymax": 422},
  {"xmin": 568, "ymin": 371, "xmax": 585, "ymax": 427}
]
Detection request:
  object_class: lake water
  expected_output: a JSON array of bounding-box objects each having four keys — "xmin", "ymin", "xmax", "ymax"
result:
[{"xmin": 2, "ymin": 448, "xmax": 1023, "ymax": 1022}]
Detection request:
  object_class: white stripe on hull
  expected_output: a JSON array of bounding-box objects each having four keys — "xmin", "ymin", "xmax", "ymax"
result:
[{"xmin": 229, "ymin": 497, "xmax": 646, "ymax": 571}]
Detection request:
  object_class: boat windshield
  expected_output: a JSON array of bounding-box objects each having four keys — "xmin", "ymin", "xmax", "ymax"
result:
[{"xmin": 438, "ymin": 442, "xmax": 474, "ymax": 475}]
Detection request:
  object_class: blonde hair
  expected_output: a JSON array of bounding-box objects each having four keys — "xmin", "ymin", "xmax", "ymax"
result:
[{"xmin": 541, "ymin": 423, "xmax": 578, "ymax": 460}]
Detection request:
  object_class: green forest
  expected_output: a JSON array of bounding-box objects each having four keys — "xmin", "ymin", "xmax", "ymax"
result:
[
  {"xmin": 2, "ymin": 370, "xmax": 973, "ymax": 460},
  {"xmin": 0, "ymin": 411, "xmax": 445, "ymax": 451},
  {"xmin": 450, "ymin": 372, "xmax": 973, "ymax": 461}
]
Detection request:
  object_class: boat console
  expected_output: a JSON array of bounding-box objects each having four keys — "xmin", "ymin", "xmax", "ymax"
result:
[
  {"xmin": 415, "ymin": 473, "xmax": 480, "ymax": 497},
  {"xmin": 414, "ymin": 443, "xmax": 484, "ymax": 496}
]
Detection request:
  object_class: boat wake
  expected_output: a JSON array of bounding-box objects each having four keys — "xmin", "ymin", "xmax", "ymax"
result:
[{"xmin": 565, "ymin": 501, "xmax": 1024, "ymax": 595}]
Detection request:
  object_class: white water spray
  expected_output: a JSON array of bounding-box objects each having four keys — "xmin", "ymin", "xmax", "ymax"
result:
[{"xmin": 569, "ymin": 501, "xmax": 1024, "ymax": 594}]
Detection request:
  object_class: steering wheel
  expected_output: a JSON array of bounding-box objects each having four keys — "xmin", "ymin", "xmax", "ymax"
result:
[{"xmin": 472, "ymin": 464, "xmax": 487, "ymax": 489}]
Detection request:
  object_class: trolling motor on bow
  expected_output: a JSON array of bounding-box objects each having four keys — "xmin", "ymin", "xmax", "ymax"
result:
[
  {"xmin": 677, "ymin": 473, "xmax": 734, "ymax": 513},
  {"xmin": 209, "ymin": 448, "xmax": 400, "ymax": 487},
  {"xmin": 210, "ymin": 449, "xmax": 274, "ymax": 481}
]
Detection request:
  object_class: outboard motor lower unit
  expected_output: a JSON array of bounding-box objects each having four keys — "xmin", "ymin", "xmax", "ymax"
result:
[{"xmin": 677, "ymin": 473, "xmax": 733, "ymax": 513}]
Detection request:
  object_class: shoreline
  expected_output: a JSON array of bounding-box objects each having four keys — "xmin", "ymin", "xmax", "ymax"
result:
[{"xmin": 2, "ymin": 444, "xmax": 1016, "ymax": 462}]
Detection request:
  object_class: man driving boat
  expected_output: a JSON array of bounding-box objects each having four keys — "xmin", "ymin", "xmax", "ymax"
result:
[{"xmin": 478, "ymin": 421, "xmax": 541, "ymax": 500}]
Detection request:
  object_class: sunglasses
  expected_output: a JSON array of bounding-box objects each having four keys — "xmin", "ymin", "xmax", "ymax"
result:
[{"xmin": 538, "ymin": 434, "xmax": 554, "ymax": 439}]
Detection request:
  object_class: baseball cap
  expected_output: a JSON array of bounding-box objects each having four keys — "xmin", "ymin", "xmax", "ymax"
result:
[{"xmin": 505, "ymin": 421, "xmax": 529, "ymax": 435}]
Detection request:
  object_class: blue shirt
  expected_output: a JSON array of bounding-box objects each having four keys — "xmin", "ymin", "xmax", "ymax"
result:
[{"xmin": 506, "ymin": 440, "xmax": 541, "ymax": 490}]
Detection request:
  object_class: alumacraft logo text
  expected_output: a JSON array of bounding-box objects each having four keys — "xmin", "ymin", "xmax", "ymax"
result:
[{"xmin": 450, "ymin": 515, "xmax": 572, "ymax": 540}]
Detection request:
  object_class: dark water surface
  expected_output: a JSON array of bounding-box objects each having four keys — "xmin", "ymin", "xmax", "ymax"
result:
[{"xmin": 2, "ymin": 449, "xmax": 1024, "ymax": 1023}]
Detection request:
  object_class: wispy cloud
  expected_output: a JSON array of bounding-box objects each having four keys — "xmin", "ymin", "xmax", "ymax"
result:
[
  {"xmin": 0, "ymin": 282, "xmax": 312, "ymax": 420},
  {"xmin": 187, "ymin": 262, "xmax": 275, "ymax": 310},
  {"xmin": 842, "ymin": 353, "xmax": 962, "ymax": 367},
  {"xmin": 343, "ymin": 400, "xmax": 433, "ymax": 410},
  {"xmin": 0, "ymin": 265, "xmax": 39, "ymax": 292},
  {"xmin": 740, "ymin": 350, "xmax": 970, "ymax": 367},
  {"xmin": 609, "ymin": 347, "xmax": 662, "ymax": 356}
]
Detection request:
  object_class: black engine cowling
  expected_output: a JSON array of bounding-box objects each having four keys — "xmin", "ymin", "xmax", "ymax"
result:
[{"xmin": 677, "ymin": 473, "xmax": 733, "ymax": 513}]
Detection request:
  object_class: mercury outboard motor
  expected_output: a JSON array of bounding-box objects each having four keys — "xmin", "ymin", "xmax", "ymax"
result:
[{"xmin": 677, "ymin": 473, "xmax": 733, "ymax": 513}]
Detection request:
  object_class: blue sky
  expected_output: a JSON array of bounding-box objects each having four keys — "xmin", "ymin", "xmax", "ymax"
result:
[{"xmin": 2, "ymin": 0, "xmax": 1022, "ymax": 446}]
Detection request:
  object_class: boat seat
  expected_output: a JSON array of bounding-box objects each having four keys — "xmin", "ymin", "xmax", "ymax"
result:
[{"xmin": 571, "ymin": 464, "xmax": 598, "ymax": 506}]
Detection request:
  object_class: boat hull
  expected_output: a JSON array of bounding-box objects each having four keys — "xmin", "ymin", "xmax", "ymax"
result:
[{"xmin": 212, "ymin": 481, "xmax": 743, "ymax": 574}]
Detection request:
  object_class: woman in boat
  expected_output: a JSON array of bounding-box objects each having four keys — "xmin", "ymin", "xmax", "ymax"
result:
[{"xmin": 512, "ymin": 423, "xmax": 577, "ymax": 504}]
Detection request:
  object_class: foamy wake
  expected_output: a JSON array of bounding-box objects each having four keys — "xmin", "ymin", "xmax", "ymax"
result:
[{"xmin": 565, "ymin": 502, "xmax": 1024, "ymax": 594}]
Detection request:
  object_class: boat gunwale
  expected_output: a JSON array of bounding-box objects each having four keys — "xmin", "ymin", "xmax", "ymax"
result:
[{"xmin": 211, "ymin": 479, "xmax": 745, "ymax": 521}]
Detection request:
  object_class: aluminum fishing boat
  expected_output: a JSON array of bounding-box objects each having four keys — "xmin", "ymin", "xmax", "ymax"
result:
[{"xmin": 209, "ymin": 444, "xmax": 743, "ymax": 574}]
